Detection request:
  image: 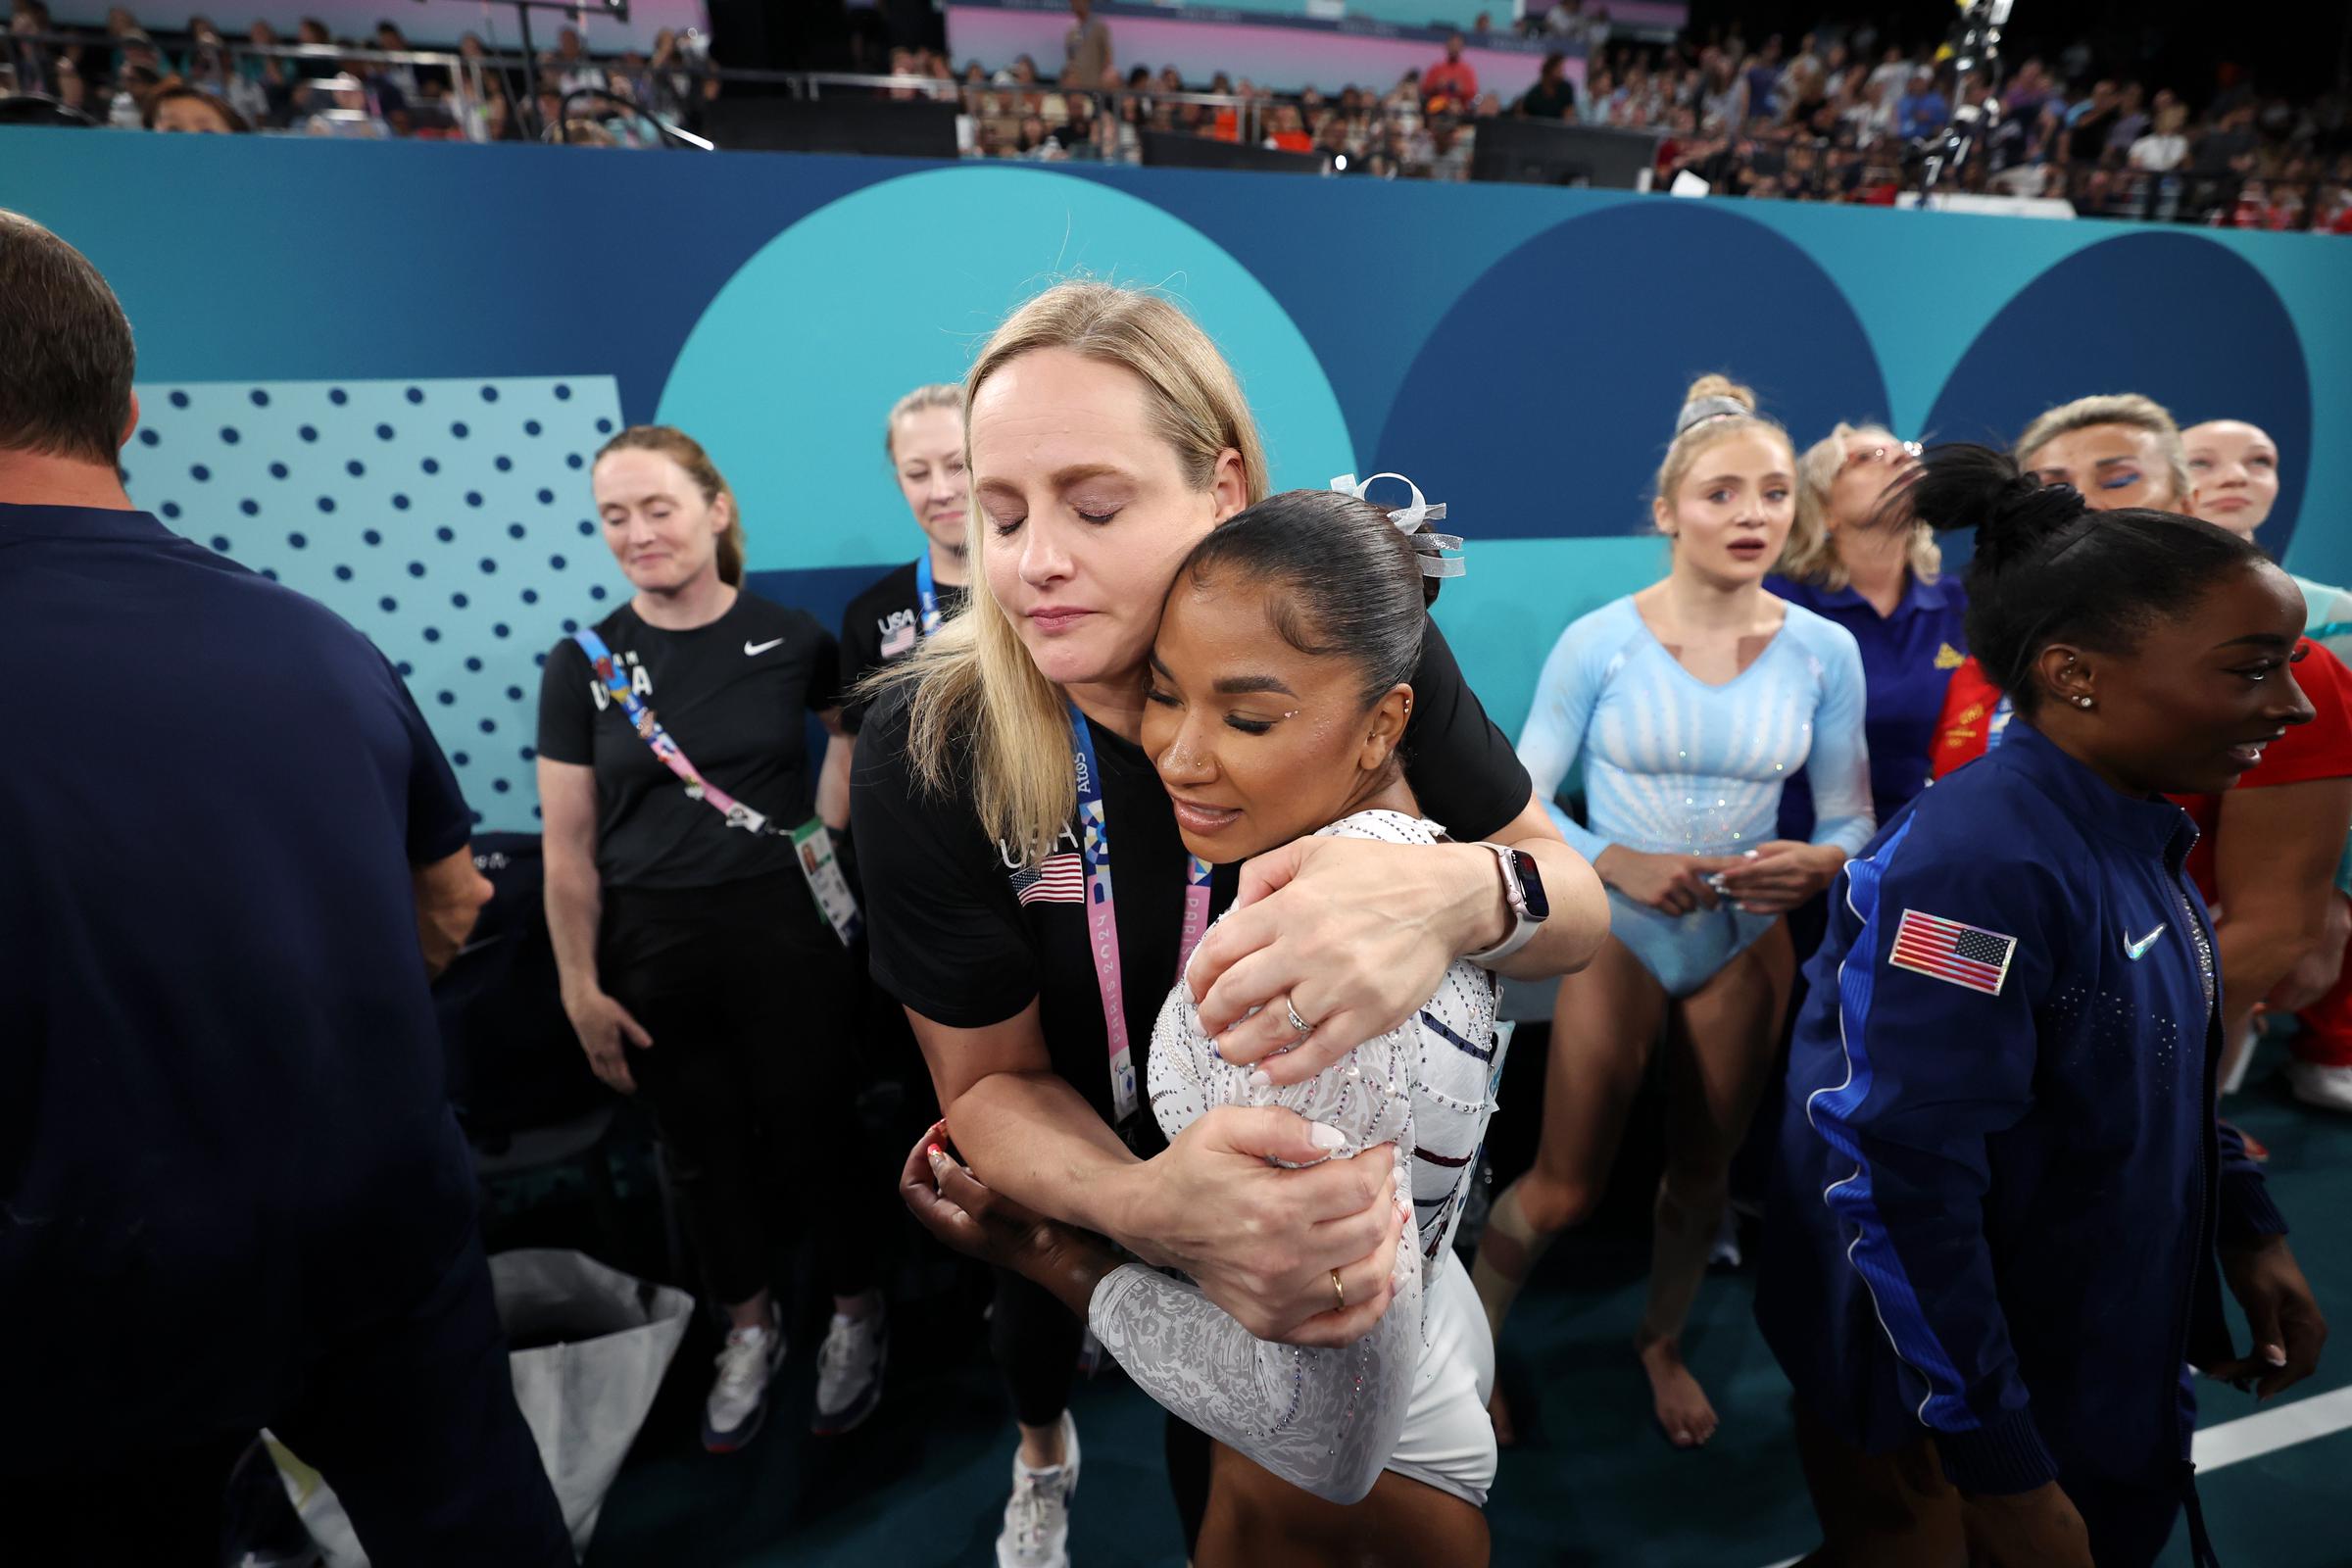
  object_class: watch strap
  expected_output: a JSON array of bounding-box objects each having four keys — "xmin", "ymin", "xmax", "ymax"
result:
[{"xmin": 1467, "ymin": 842, "xmax": 1541, "ymax": 966}]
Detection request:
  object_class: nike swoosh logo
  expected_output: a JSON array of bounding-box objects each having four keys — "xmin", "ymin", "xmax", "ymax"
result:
[
  {"xmin": 2125, "ymin": 924, "xmax": 2166, "ymax": 960},
  {"xmin": 743, "ymin": 638, "xmax": 785, "ymax": 657}
]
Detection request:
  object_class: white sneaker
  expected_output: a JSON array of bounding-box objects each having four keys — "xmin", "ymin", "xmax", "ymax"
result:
[
  {"xmin": 1709, "ymin": 1205, "xmax": 1743, "ymax": 1270},
  {"xmin": 2287, "ymin": 1058, "xmax": 2352, "ymax": 1113},
  {"xmin": 810, "ymin": 1307, "xmax": 888, "ymax": 1435},
  {"xmin": 996, "ymin": 1411, "xmax": 1080, "ymax": 1568},
  {"xmin": 702, "ymin": 1316, "xmax": 785, "ymax": 1453}
]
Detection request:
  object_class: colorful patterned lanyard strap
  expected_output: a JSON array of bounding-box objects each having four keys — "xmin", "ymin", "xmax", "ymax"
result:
[
  {"xmin": 572, "ymin": 626, "xmax": 860, "ymax": 946},
  {"xmin": 1069, "ymin": 705, "xmax": 1213, "ymax": 1125},
  {"xmin": 915, "ymin": 553, "xmax": 943, "ymax": 636},
  {"xmin": 573, "ymin": 627, "xmax": 782, "ymax": 836}
]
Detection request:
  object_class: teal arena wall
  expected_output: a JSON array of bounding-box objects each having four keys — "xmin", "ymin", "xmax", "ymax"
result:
[{"xmin": 5, "ymin": 130, "xmax": 2346, "ymax": 830}]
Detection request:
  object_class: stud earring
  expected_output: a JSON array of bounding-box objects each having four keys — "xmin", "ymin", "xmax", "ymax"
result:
[{"xmin": 2075, "ymin": 695, "xmax": 2094, "ymax": 710}]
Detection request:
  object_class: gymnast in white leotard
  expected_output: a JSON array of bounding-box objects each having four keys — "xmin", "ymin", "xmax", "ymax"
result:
[
  {"xmin": 917, "ymin": 479, "xmax": 1552, "ymax": 1568},
  {"xmin": 1471, "ymin": 375, "xmax": 1875, "ymax": 1457}
]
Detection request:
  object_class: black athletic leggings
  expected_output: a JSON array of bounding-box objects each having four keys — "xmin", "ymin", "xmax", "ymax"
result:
[
  {"xmin": 602, "ymin": 872, "xmax": 875, "ymax": 1308},
  {"xmin": 992, "ymin": 1266, "xmax": 1082, "ymax": 1428}
]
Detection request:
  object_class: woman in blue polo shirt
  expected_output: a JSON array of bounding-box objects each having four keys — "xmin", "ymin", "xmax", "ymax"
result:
[
  {"xmin": 1728, "ymin": 422, "xmax": 1963, "ymax": 1279},
  {"xmin": 1763, "ymin": 421, "xmax": 1967, "ymax": 843},
  {"xmin": 1757, "ymin": 445, "xmax": 2328, "ymax": 1568}
]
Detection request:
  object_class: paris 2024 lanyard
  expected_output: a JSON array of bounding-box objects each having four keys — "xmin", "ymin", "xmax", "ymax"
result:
[
  {"xmin": 915, "ymin": 552, "xmax": 943, "ymax": 636},
  {"xmin": 572, "ymin": 626, "xmax": 860, "ymax": 947},
  {"xmin": 1068, "ymin": 704, "xmax": 1211, "ymax": 1125}
]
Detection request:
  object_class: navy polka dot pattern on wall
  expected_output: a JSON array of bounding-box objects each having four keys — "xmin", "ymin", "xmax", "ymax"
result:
[{"xmin": 125, "ymin": 375, "xmax": 625, "ymax": 832}]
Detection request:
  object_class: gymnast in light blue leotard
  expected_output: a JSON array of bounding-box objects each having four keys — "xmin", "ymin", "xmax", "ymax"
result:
[
  {"xmin": 1470, "ymin": 375, "xmax": 1876, "ymax": 1455},
  {"xmin": 1519, "ymin": 593, "xmax": 1874, "ymax": 997}
]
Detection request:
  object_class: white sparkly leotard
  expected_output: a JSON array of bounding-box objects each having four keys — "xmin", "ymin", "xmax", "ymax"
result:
[{"xmin": 1084, "ymin": 810, "xmax": 1505, "ymax": 1506}]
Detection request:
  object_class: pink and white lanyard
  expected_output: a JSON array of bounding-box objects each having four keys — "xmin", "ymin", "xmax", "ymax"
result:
[
  {"xmin": 573, "ymin": 626, "xmax": 860, "ymax": 944},
  {"xmin": 1069, "ymin": 704, "xmax": 1211, "ymax": 1126}
]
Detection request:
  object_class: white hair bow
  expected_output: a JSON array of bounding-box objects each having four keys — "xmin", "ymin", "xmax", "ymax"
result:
[{"xmin": 1329, "ymin": 470, "xmax": 1465, "ymax": 578}]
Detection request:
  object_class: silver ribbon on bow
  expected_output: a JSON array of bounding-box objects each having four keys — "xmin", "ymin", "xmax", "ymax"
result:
[{"xmin": 1329, "ymin": 470, "xmax": 1465, "ymax": 578}]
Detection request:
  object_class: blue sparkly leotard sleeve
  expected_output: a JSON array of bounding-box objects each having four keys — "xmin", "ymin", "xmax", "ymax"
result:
[{"xmin": 1516, "ymin": 606, "xmax": 1625, "ymax": 864}]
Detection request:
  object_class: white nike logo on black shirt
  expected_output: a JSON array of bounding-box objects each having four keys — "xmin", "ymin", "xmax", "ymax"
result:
[{"xmin": 744, "ymin": 638, "xmax": 785, "ymax": 657}]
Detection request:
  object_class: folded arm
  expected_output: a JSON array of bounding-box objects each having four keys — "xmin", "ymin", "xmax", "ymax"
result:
[
  {"xmin": 1089, "ymin": 1134, "xmax": 1420, "ymax": 1504},
  {"xmin": 2212, "ymin": 776, "xmax": 2352, "ymax": 1046},
  {"xmin": 912, "ymin": 1002, "xmax": 1405, "ymax": 1348}
]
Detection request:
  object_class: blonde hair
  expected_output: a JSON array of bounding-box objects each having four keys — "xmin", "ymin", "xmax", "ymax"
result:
[
  {"xmin": 885, "ymin": 381, "xmax": 962, "ymax": 459},
  {"xmin": 1654, "ymin": 373, "xmax": 1793, "ymax": 518},
  {"xmin": 2015, "ymin": 392, "xmax": 2191, "ymax": 508},
  {"xmin": 593, "ymin": 425, "xmax": 745, "ymax": 587},
  {"xmin": 1779, "ymin": 420, "xmax": 1943, "ymax": 589},
  {"xmin": 869, "ymin": 281, "xmax": 1270, "ymax": 863}
]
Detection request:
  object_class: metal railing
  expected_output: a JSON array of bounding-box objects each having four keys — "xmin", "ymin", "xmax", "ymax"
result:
[
  {"xmin": 2046, "ymin": 161, "xmax": 2337, "ymax": 231},
  {"xmin": 790, "ymin": 69, "xmax": 1281, "ymax": 149},
  {"xmin": 2, "ymin": 32, "xmax": 1343, "ymax": 150},
  {"xmin": 2, "ymin": 30, "xmax": 704, "ymax": 141}
]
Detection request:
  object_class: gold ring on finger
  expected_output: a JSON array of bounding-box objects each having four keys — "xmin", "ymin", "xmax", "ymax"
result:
[{"xmin": 1331, "ymin": 1268, "xmax": 1346, "ymax": 1311}]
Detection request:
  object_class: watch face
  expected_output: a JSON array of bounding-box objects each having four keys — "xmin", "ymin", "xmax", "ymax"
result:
[{"xmin": 1512, "ymin": 849, "xmax": 1550, "ymax": 920}]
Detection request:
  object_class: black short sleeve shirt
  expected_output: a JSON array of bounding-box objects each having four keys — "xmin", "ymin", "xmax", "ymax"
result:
[
  {"xmin": 537, "ymin": 592, "xmax": 840, "ymax": 891},
  {"xmin": 851, "ymin": 617, "xmax": 1531, "ymax": 1153},
  {"xmin": 837, "ymin": 559, "xmax": 969, "ymax": 735}
]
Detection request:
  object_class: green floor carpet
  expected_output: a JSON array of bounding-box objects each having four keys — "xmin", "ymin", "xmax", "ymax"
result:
[{"xmin": 574, "ymin": 1043, "xmax": 2352, "ymax": 1567}]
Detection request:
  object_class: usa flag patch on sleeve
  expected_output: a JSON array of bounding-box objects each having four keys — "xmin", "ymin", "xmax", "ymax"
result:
[{"xmin": 1888, "ymin": 908, "xmax": 2017, "ymax": 997}]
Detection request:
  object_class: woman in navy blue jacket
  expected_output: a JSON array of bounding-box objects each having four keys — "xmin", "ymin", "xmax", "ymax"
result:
[{"xmin": 1758, "ymin": 446, "xmax": 2328, "ymax": 1568}]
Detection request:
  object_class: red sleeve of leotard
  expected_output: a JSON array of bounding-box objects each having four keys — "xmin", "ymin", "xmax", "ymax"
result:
[{"xmin": 1927, "ymin": 658, "xmax": 2002, "ymax": 781}]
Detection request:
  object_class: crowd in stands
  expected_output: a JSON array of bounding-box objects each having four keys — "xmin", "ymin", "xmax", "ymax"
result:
[
  {"xmin": 5, "ymin": 0, "xmax": 2348, "ymax": 229},
  {"xmin": 2, "ymin": 0, "xmax": 709, "ymax": 142}
]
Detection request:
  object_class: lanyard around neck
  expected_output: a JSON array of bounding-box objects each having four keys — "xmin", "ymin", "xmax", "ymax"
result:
[
  {"xmin": 1068, "ymin": 704, "xmax": 1212, "ymax": 1124},
  {"xmin": 915, "ymin": 553, "xmax": 942, "ymax": 636},
  {"xmin": 574, "ymin": 626, "xmax": 778, "ymax": 837}
]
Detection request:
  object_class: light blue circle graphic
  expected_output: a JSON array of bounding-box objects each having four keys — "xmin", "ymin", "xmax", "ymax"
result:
[{"xmin": 657, "ymin": 167, "xmax": 1353, "ymax": 573}]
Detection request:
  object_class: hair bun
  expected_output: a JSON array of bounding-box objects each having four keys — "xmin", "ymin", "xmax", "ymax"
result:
[
  {"xmin": 1674, "ymin": 373, "xmax": 1760, "ymax": 436},
  {"xmin": 1878, "ymin": 443, "xmax": 2087, "ymax": 575},
  {"xmin": 1999, "ymin": 473, "xmax": 2086, "ymax": 531},
  {"xmin": 1978, "ymin": 473, "xmax": 2087, "ymax": 572}
]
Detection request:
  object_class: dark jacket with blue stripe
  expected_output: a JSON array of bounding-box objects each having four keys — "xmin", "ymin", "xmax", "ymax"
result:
[{"xmin": 1757, "ymin": 723, "xmax": 2285, "ymax": 1515}]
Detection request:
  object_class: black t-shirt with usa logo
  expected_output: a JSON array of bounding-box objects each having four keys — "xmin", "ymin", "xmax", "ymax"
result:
[
  {"xmin": 537, "ymin": 592, "xmax": 841, "ymax": 895},
  {"xmin": 837, "ymin": 559, "xmax": 971, "ymax": 736},
  {"xmin": 850, "ymin": 617, "xmax": 1530, "ymax": 1154}
]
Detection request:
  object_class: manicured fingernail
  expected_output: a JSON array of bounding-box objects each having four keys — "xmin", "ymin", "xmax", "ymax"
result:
[
  {"xmin": 2265, "ymin": 1345, "xmax": 2287, "ymax": 1366},
  {"xmin": 1308, "ymin": 1123, "xmax": 1346, "ymax": 1151},
  {"xmin": 926, "ymin": 1145, "xmax": 944, "ymax": 1162},
  {"xmin": 1211, "ymin": 1036, "xmax": 1225, "ymax": 1060},
  {"xmin": 1248, "ymin": 1069, "xmax": 1272, "ymax": 1090},
  {"xmin": 1744, "ymin": 850, "xmax": 1759, "ymax": 858}
]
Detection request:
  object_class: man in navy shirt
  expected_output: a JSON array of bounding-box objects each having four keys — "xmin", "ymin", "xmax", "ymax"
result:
[{"xmin": 0, "ymin": 211, "xmax": 569, "ymax": 1562}]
